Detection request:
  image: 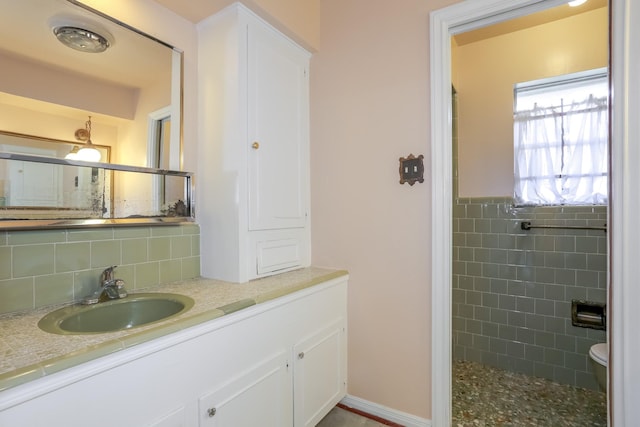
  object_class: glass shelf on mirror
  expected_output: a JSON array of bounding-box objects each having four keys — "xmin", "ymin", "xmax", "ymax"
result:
[{"xmin": 0, "ymin": 152, "xmax": 194, "ymax": 230}]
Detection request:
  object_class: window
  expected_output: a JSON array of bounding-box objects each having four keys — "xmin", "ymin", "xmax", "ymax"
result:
[{"xmin": 513, "ymin": 68, "xmax": 608, "ymax": 205}]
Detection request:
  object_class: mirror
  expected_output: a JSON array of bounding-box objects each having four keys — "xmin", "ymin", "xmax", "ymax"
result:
[{"xmin": 0, "ymin": 0, "xmax": 189, "ymax": 228}]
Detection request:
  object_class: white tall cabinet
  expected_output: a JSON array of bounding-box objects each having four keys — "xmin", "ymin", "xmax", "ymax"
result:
[{"xmin": 197, "ymin": 4, "xmax": 311, "ymax": 283}]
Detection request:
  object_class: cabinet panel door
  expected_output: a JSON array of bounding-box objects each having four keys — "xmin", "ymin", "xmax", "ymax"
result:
[
  {"xmin": 293, "ymin": 319, "xmax": 347, "ymax": 427},
  {"xmin": 147, "ymin": 406, "xmax": 187, "ymax": 427},
  {"xmin": 247, "ymin": 20, "xmax": 309, "ymax": 231},
  {"xmin": 199, "ymin": 350, "xmax": 292, "ymax": 427}
]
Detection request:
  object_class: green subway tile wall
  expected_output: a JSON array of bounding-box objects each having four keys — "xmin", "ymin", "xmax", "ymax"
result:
[
  {"xmin": 452, "ymin": 198, "xmax": 607, "ymax": 390},
  {"xmin": 0, "ymin": 224, "xmax": 201, "ymax": 315}
]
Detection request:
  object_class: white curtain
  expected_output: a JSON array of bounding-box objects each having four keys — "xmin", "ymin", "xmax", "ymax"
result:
[{"xmin": 514, "ymin": 95, "xmax": 608, "ymax": 205}]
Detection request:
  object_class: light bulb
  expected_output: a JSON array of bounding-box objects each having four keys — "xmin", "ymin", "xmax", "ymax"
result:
[
  {"xmin": 76, "ymin": 146, "xmax": 101, "ymax": 162},
  {"xmin": 65, "ymin": 146, "xmax": 80, "ymax": 160},
  {"xmin": 568, "ymin": 0, "xmax": 587, "ymax": 6}
]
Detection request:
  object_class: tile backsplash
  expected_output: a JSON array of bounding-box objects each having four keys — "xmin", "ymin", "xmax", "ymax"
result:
[
  {"xmin": 452, "ymin": 198, "xmax": 607, "ymax": 390},
  {"xmin": 0, "ymin": 224, "xmax": 200, "ymax": 315}
]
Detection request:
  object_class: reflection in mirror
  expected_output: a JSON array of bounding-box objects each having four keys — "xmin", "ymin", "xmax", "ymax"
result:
[
  {"xmin": 0, "ymin": 130, "xmax": 110, "ymax": 211},
  {"xmin": 0, "ymin": 0, "xmax": 182, "ymax": 170},
  {"xmin": 0, "ymin": 152, "xmax": 193, "ymax": 227},
  {"xmin": 0, "ymin": 0, "xmax": 190, "ymax": 229}
]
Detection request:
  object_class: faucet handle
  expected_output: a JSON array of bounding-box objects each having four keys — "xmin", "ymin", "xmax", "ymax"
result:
[{"xmin": 100, "ymin": 265, "xmax": 118, "ymax": 284}]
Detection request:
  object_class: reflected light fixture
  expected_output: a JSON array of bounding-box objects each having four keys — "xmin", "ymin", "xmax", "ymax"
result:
[
  {"xmin": 64, "ymin": 145, "xmax": 80, "ymax": 160},
  {"xmin": 53, "ymin": 26, "xmax": 111, "ymax": 53},
  {"xmin": 568, "ymin": 0, "xmax": 587, "ymax": 6},
  {"xmin": 66, "ymin": 116, "xmax": 102, "ymax": 162}
]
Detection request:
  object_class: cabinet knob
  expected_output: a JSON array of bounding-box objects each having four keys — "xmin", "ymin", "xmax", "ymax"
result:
[
  {"xmin": 298, "ymin": 352, "xmax": 305, "ymax": 359},
  {"xmin": 252, "ymin": 141, "xmax": 260, "ymax": 150},
  {"xmin": 207, "ymin": 407, "xmax": 217, "ymax": 417}
]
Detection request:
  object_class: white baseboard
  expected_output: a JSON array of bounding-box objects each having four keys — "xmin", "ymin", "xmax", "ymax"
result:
[{"xmin": 340, "ymin": 395, "xmax": 431, "ymax": 427}]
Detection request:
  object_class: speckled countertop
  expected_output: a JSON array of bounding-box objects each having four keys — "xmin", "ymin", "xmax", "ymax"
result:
[{"xmin": 0, "ymin": 267, "xmax": 348, "ymax": 392}]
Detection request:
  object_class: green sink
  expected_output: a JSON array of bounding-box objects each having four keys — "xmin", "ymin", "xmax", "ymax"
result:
[{"xmin": 38, "ymin": 293, "xmax": 195, "ymax": 335}]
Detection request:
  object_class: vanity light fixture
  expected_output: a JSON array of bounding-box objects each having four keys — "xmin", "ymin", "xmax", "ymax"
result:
[
  {"xmin": 66, "ymin": 116, "xmax": 102, "ymax": 162},
  {"xmin": 568, "ymin": 0, "xmax": 587, "ymax": 6},
  {"xmin": 53, "ymin": 26, "xmax": 111, "ymax": 53}
]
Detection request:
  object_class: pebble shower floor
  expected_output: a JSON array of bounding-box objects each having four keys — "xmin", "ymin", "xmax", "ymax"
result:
[{"xmin": 452, "ymin": 360, "xmax": 607, "ymax": 426}]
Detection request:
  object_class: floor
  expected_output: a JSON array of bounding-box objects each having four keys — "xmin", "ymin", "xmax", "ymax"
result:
[
  {"xmin": 318, "ymin": 359, "xmax": 607, "ymax": 426},
  {"xmin": 316, "ymin": 406, "xmax": 393, "ymax": 427},
  {"xmin": 452, "ymin": 360, "xmax": 607, "ymax": 426}
]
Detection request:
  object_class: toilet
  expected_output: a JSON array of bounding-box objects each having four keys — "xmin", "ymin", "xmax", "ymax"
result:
[{"xmin": 589, "ymin": 343, "xmax": 608, "ymax": 391}]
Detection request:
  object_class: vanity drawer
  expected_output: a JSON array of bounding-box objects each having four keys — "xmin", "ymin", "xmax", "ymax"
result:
[{"xmin": 249, "ymin": 228, "xmax": 309, "ymax": 278}]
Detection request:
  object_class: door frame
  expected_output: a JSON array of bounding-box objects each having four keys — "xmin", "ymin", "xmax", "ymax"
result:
[{"xmin": 430, "ymin": 0, "xmax": 637, "ymax": 425}]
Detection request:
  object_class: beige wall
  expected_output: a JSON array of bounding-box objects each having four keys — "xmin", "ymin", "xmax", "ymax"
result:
[
  {"xmin": 454, "ymin": 8, "xmax": 608, "ymax": 197},
  {"xmin": 310, "ymin": 0, "xmax": 458, "ymax": 418}
]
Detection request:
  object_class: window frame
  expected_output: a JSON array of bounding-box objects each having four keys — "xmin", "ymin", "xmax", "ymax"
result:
[{"xmin": 513, "ymin": 68, "xmax": 609, "ymax": 206}]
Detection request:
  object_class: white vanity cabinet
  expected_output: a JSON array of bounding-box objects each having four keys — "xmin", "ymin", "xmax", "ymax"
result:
[
  {"xmin": 197, "ymin": 3, "xmax": 311, "ymax": 283},
  {"xmin": 198, "ymin": 350, "xmax": 292, "ymax": 426},
  {"xmin": 294, "ymin": 319, "xmax": 348, "ymax": 427},
  {"xmin": 0, "ymin": 277, "xmax": 347, "ymax": 427}
]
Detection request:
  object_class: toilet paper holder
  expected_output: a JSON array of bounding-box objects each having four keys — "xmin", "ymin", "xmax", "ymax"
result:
[{"xmin": 571, "ymin": 300, "xmax": 606, "ymax": 330}]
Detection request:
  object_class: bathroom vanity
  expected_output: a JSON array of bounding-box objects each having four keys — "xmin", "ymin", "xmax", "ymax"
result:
[{"xmin": 0, "ymin": 268, "xmax": 348, "ymax": 427}]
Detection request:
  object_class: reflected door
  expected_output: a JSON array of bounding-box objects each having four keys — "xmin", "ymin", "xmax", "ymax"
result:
[{"xmin": 6, "ymin": 146, "xmax": 61, "ymax": 206}]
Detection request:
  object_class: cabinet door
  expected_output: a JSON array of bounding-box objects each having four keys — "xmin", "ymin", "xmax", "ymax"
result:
[
  {"xmin": 199, "ymin": 350, "xmax": 292, "ymax": 427},
  {"xmin": 247, "ymin": 19, "xmax": 309, "ymax": 232},
  {"xmin": 293, "ymin": 319, "xmax": 347, "ymax": 427},
  {"xmin": 146, "ymin": 406, "xmax": 187, "ymax": 427}
]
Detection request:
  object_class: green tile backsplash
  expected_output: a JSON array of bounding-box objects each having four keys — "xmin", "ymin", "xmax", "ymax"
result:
[
  {"xmin": 0, "ymin": 224, "xmax": 201, "ymax": 315},
  {"xmin": 452, "ymin": 198, "xmax": 607, "ymax": 391}
]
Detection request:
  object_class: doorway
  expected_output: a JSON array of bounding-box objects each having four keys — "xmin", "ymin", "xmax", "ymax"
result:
[
  {"xmin": 427, "ymin": 0, "xmax": 640, "ymax": 425},
  {"xmin": 451, "ymin": 2, "xmax": 608, "ymax": 424}
]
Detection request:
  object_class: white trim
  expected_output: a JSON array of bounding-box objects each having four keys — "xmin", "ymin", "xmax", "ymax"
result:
[
  {"xmin": 147, "ymin": 105, "xmax": 172, "ymax": 168},
  {"xmin": 429, "ymin": 1, "xmax": 595, "ymax": 426},
  {"xmin": 340, "ymin": 395, "xmax": 430, "ymax": 427},
  {"xmin": 147, "ymin": 106, "xmax": 172, "ymax": 213},
  {"xmin": 610, "ymin": 0, "xmax": 640, "ymax": 425}
]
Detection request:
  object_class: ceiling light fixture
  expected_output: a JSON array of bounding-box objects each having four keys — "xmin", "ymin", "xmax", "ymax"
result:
[
  {"xmin": 568, "ymin": 0, "xmax": 588, "ymax": 6},
  {"xmin": 53, "ymin": 26, "xmax": 111, "ymax": 53}
]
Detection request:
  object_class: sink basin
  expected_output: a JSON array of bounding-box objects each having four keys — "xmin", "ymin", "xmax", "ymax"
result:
[{"xmin": 38, "ymin": 293, "xmax": 195, "ymax": 335}]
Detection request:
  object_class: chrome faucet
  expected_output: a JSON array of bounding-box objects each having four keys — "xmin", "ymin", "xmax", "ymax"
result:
[{"xmin": 82, "ymin": 265, "xmax": 128, "ymax": 304}]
